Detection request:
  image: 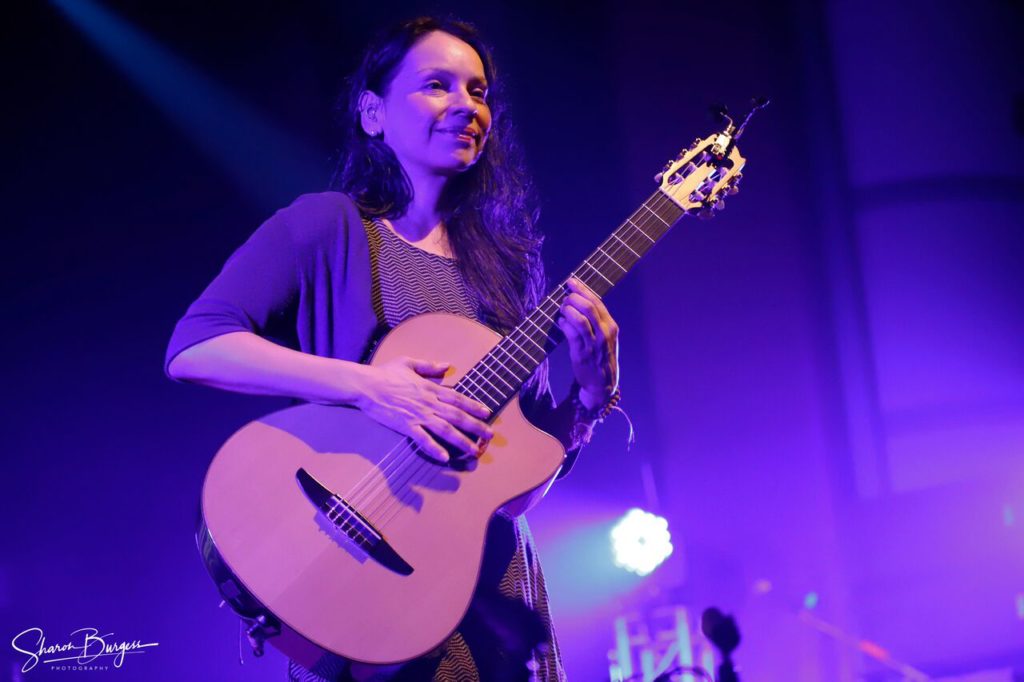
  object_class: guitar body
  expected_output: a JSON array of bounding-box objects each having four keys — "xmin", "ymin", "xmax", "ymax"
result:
[{"xmin": 199, "ymin": 313, "xmax": 567, "ymax": 665}]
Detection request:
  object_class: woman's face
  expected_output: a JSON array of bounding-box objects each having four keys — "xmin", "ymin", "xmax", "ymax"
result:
[{"xmin": 364, "ymin": 31, "xmax": 492, "ymax": 177}]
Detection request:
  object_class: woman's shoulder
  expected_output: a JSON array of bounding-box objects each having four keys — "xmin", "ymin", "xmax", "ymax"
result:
[
  {"xmin": 269, "ymin": 191, "xmax": 366, "ymax": 251},
  {"xmin": 275, "ymin": 191, "xmax": 360, "ymax": 231}
]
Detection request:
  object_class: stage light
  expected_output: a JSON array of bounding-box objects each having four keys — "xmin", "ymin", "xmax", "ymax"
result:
[
  {"xmin": 50, "ymin": 0, "xmax": 321, "ymax": 210},
  {"xmin": 610, "ymin": 508, "xmax": 673, "ymax": 576},
  {"xmin": 803, "ymin": 591, "xmax": 819, "ymax": 610}
]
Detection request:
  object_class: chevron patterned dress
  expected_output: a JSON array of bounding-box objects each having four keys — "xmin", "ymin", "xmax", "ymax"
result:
[{"xmin": 286, "ymin": 217, "xmax": 567, "ymax": 682}]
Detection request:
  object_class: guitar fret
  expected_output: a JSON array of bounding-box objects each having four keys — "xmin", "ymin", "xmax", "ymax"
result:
[
  {"xmin": 596, "ymin": 244, "xmax": 628, "ymax": 272},
  {"xmin": 610, "ymin": 235, "xmax": 643, "ymax": 262},
  {"xmin": 503, "ymin": 333, "xmax": 544, "ymax": 366},
  {"xmin": 534, "ymin": 302, "xmax": 558, "ymax": 325},
  {"xmin": 458, "ymin": 370, "xmax": 486, "ymax": 396},
  {"xmin": 612, "ymin": 232, "xmax": 641, "ymax": 258},
  {"xmin": 461, "ymin": 384, "xmax": 498, "ymax": 411},
  {"xmin": 463, "ymin": 370, "xmax": 503, "ymax": 404},
  {"xmin": 480, "ymin": 355, "xmax": 519, "ymax": 392},
  {"xmin": 515, "ymin": 321, "xmax": 549, "ymax": 352},
  {"xmin": 639, "ymin": 201, "xmax": 670, "ymax": 226},
  {"xmin": 625, "ymin": 218, "xmax": 655, "ymax": 243},
  {"xmin": 495, "ymin": 342, "xmax": 532, "ymax": 374},
  {"xmin": 656, "ymin": 194, "xmax": 684, "ymax": 223},
  {"xmin": 475, "ymin": 369, "xmax": 506, "ymax": 397},
  {"xmin": 580, "ymin": 260, "xmax": 614, "ymax": 287},
  {"xmin": 593, "ymin": 250, "xmax": 628, "ymax": 279}
]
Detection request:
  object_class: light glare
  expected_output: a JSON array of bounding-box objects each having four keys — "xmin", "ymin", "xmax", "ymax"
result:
[{"xmin": 610, "ymin": 508, "xmax": 673, "ymax": 576}]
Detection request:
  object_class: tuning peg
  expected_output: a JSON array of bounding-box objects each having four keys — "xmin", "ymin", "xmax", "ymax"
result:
[
  {"xmin": 709, "ymin": 103, "xmax": 729, "ymax": 122},
  {"xmin": 654, "ymin": 158, "xmax": 678, "ymax": 184},
  {"xmin": 727, "ymin": 173, "xmax": 743, "ymax": 194}
]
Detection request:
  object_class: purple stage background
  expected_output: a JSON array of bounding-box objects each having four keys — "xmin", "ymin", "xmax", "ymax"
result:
[{"xmin": 4, "ymin": 1, "xmax": 1023, "ymax": 680}]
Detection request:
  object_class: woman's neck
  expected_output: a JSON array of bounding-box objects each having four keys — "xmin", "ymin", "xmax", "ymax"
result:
[{"xmin": 391, "ymin": 166, "xmax": 450, "ymax": 247}]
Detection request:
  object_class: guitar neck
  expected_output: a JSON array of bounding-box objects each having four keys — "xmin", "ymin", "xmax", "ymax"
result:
[{"xmin": 455, "ymin": 189, "xmax": 685, "ymax": 413}]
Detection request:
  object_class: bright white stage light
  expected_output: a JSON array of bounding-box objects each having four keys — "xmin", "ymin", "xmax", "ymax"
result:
[{"xmin": 610, "ymin": 508, "xmax": 673, "ymax": 576}]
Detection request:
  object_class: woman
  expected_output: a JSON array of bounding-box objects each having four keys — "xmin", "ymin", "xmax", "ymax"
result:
[{"xmin": 166, "ymin": 16, "xmax": 620, "ymax": 681}]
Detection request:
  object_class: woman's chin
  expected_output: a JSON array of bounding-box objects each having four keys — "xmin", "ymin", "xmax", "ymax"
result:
[{"xmin": 437, "ymin": 153, "xmax": 480, "ymax": 176}]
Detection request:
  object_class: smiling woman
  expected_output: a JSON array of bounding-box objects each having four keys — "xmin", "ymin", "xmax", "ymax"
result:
[
  {"xmin": 165, "ymin": 15, "xmax": 621, "ymax": 682},
  {"xmin": 359, "ymin": 31, "xmax": 492, "ymax": 178}
]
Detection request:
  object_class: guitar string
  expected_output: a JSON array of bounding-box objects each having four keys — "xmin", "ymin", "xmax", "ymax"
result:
[
  {"xmin": 319, "ymin": 196, "xmax": 657, "ymax": 542},
  {"xmin": 321, "ymin": 163, "xmax": 722, "ymax": 542},
  {"xmin": 331, "ymin": 186, "xmax": 678, "ymax": 540},
  {"xmin": 353, "ymin": 289, "xmax": 564, "ymax": 525},
  {"xmin": 364, "ymin": 195, "xmax": 674, "ymax": 529},
  {"xmin": 347, "ymin": 269, "xmax": 618, "ymax": 526},
  {"xmin": 337, "ymin": 354, "xmax": 509, "ymax": 523},
  {"xmin": 365, "ymin": 293, "xmax": 567, "ymax": 526},
  {"xmin": 341, "ymin": 182, "xmax": 698, "ymax": 532},
  {"xmin": 353, "ymin": 186, "xmax": 686, "ymax": 530},
  {"xmin": 334, "ymin": 217, "xmax": 649, "ymax": 533},
  {"xmin": 374, "ymin": 193, "xmax": 690, "ymax": 529},
  {"xmin": 349, "ymin": 185, "xmax": 687, "ymax": 530},
  {"xmin": 356, "ymin": 185, "xmax": 688, "ymax": 530}
]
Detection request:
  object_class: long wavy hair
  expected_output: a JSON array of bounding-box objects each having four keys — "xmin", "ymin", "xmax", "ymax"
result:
[{"xmin": 331, "ymin": 16, "xmax": 549, "ymax": 390}]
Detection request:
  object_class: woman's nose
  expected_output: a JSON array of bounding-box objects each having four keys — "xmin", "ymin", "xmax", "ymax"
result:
[{"xmin": 450, "ymin": 89, "xmax": 478, "ymax": 117}]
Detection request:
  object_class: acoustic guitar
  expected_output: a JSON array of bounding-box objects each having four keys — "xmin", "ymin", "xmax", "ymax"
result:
[{"xmin": 196, "ymin": 105, "xmax": 763, "ymax": 669}]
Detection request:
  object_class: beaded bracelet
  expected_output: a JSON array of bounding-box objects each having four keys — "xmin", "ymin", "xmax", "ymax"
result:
[{"xmin": 575, "ymin": 385, "xmax": 622, "ymax": 423}]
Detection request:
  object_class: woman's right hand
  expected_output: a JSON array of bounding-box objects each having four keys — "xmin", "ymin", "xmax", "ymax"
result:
[{"xmin": 352, "ymin": 356, "xmax": 494, "ymax": 463}]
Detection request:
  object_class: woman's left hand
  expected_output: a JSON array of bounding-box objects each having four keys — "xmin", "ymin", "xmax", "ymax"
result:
[{"xmin": 558, "ymin": 277, "xmax": 619, "ymax": 411}]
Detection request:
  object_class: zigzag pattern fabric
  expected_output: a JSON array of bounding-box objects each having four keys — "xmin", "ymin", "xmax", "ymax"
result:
[{"xmin": 365, "ymin": 216, "xmax": 479, "ymax": 328}]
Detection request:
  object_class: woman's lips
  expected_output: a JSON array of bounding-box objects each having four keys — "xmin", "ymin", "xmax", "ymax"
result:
[{"xmin": 438, "ymin": 127, "xmax": 479, "ymax": 143}]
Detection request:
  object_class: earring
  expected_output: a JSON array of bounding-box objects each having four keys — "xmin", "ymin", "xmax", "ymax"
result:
[{"xmin": 365, "ymin": 107, "xmax": 380, "ymax": 137}]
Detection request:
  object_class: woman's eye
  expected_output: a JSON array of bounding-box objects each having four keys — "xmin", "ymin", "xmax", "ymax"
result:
[{"xmin": 425, "ymin": 81, "xmax": 444, "ymax": 91}]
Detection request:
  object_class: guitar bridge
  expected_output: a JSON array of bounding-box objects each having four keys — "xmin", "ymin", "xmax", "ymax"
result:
[{"xmin": 295, "ymin": 468, "xmax": 413, "ymax": 576}]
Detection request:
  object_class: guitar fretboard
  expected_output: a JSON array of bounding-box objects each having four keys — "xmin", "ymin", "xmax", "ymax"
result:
[{"xmin": 455, "ymin": 189, "xmax": 685, "ymax": 413}]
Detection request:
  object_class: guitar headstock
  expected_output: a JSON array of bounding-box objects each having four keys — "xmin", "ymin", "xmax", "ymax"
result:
[{"xmin": 655, "ymin": 99, "xmax": 767, "ymax": 217}]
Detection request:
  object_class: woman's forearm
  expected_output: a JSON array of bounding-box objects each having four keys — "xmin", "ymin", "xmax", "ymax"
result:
[{"xmin": 166, "ymin": 331, "xmax": 369, "ymax": 405}]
